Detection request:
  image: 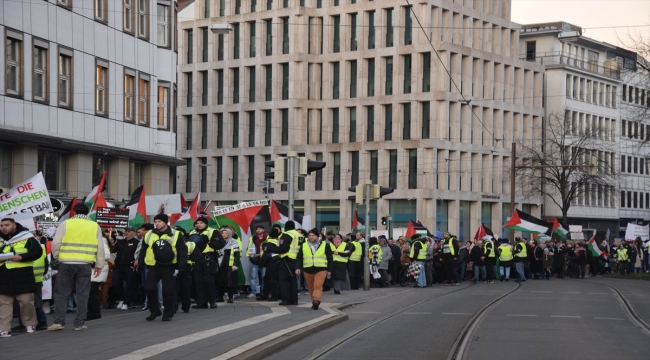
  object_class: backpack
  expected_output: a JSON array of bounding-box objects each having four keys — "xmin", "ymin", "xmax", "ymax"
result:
[{"xmin": 148, "ymin": 231, "xmax": 177, "ymax": 265}]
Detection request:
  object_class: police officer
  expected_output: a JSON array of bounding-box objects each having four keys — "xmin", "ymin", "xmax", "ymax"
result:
[
  {"xmin": 258, "ymin": 228, "xmax": 281, "ymax": 301},
  {"xmin": 171, "ymin": 226, "xmax": 193, "ymax": 313},
  {"xmin": 409, "ymin": 234, "xmax": 428, "ymax": 288},
  {"xmin": 440, "ymin": 232, "xmax": 459, "ymax": 286},
  {"xmin": 189, "ymin": 217, "xmax": 225, "ymax": 309},
  {"xmin": 348, "ymin": 233, "xmax": 364, "ymax": 290},
  {"xmin": 484, "ymin": 238, "xmax": 496, "ymax": 283},
  {"xmin": 277, "ymin": 221, "xmax": 301, "ymax": 306},
  {"xmin": 138, "ymin": 214, "xmax": 187, "ymax": 321},
  {"xmin": 513, "ymin": 237, "xmax": 527, "ymax": 282}
]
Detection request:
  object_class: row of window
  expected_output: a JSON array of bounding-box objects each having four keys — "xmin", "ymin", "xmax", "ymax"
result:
[
  {"xmin": 570, "ymin": 183, "xmax": 617, "ymax": 208},
  {"xmin": 620, "ymin": 155, "xmax": 649, "ymax": 175},
  {"xmin": 621, "ymin": 191, "xmax": 650, "ymax": 210},
  {"xmin": 621, "ymin": 120, "xmax": 650, "ymax": 141},
  {"xmin": 564, "ymin": 110, "xmax": 616, "ymax": 141},
  {"xmin": 622, "ymin": 84, "xmax": 649, "ymax": 106},
  {"xmin": 569, "ymin": 148, "xmax": 616, "ymax": 176},
  {"xmin": 565, "ymin": 74, "xmax": 617, "ymax": 108}
]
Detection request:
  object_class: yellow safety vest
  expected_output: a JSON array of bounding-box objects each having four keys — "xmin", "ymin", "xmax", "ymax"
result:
[
  {"xmin": 225, "ymin": 246, "xmax": 240, "ymax": 267},
  {"xmin": 410, "ymin": 242, "xmax": 428, "ymax": 261},
  {"xmin": 186, "ymin": 241, "xmax": 196, "ymax": 265},
  {"xmin": 617, "ymin": 248, "xmax": 628, "ymax": 262},
  {"xmin": 59, "ymin": 218, "xmax": 100, "ymax": 263},
  {"xmin": 190, "ymin": 228, "xmax": 217, "ymax": 253},
  {"xmin": 484, "ymin": 241, "xmax": 495, "ymax": 258},
  {"xmin": 33, "ymin": 245, "xmax": 47, "ymax": 282},
  {"xmin": 144, "ymin": 229, "xmax": 180, "ymax": 266},
  {"xmin": 350, "ymin": 241, "xmax": 362, "ymax": 262},
  {"xmin": 515, "ymin": 242, "xmax": 528, "ymax": 258},
  {"xmin": 260, "ymin": 237, "xmax": 279, "ymax": 257},
  {"xmin": 369, "ymin": 244, "xmax": 383, "ymax": 263},
  {"xmin": 331, "ymin": 243, "xmax": 349, "ymax": 263},
  {"xmin": 499, "ymin": 244, "xmax": 513, "ymax": 262},
  {"xmin": 280, "ymin": 229, "xmax": 301, "ymax": 259},
  {"xmin": 301, "ymin": 241, "xmax": 328, "ymax": 268},
  {"xmin": 442, "ymin": 237, "xmax": 456, "ymax": 256},
  {"xmin": 0, "ymin": 237, "xmax": 33, "ymax": 269}
]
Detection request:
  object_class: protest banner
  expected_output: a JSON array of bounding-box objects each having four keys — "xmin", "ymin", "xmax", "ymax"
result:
[
  {"xmin": 0, "ymin": 173, "xmax": 53, "ymax": 218},
  {"xmin": 145, "ymin": 194, "xmax": 183, "ymax": 215},
  {"xmin": 96, "ymin": 207, "xmax": 130, "ymax": 228},
  {"xmin": 625, "ymin": 223, "xmax": 649, "ymax": 241}
]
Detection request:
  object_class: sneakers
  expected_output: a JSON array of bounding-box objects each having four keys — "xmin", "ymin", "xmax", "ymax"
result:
[
  {"xmin": 247, "ymin": 293, "xmax": 256, "ymax": 298},
  {"xmin": 47, "ymin": 324, "xmax": 65, "ymax": 331},
  {"xmin": 26, "ymin": 326, "xmax": 35, "ymax": 334},
  {"xmin": 0, "ymin": 331, "xmax": 11, "ymax": 338},
  {"xmin": 36, "ymin": 322, "xmax": 48, "ymax": 331},
  {"xmin": 119, "ymin": 304, "xmax": 129, "ymax": 311},
  {"xmin": 116, "ymin": 301, "xmax": 124, "ymax": 309},
  {"xmin": 141, "ymin": 305, "xmax": 149, "ymax": 311},
  {"xmin": 11, "ymin": 325, "xmax": 26, "ymax": 332},
  {"xmin": 74, "ymin": 325, "xmax": 87, "ymax": 331}
]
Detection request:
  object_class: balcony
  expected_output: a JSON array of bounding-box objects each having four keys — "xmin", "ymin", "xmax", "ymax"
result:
[{"xmin": 521, "ymin": 52, "xmax": 620, "ymax": 80}]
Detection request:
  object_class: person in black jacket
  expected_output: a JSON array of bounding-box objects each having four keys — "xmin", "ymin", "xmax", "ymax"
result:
[
  {"xmin": 530, "ymin": 240, "xmax": 544, "ymax": 279},
  {"xmin": 189, "ymin": 217, "xmax": 226, "ymax": 309},
  {"xmin": 258, "ymin": 228, "xmax": 281, "ymax": 301},
  {"xmin": 440, "ymin": 232, "xmax": 459, "ymax": 286},
  {"xmin": 0, "ymin": 219, "xmax": 43, "ymax": 336},
  {"xmin": 112, "ymin": 226, "xmax": 140, "ymax": 310},
  {"xmin": 470, "ymin": 239, "xmax": 486, "ymax": 283}
]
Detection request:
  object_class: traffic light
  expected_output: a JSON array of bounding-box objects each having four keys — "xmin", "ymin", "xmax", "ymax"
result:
[
  {"xmin": 347, "ymin": 185, "xmax": 364, "ymax": 205},
  {"xmin": 299, "ymin": 159, "xmax": 327, "ymax": 176},
  {"xmin": 262, "ymin": 187, "xmax": 275, "ymax": 194},
  {"xmin": 264, "ymin": 157, "xmax": 286, "ymax": 183},
  {"xmin": 370, "ymin": 185, "xmax": 394, "ymax": 199},
  {"xmin": 381, "ymin": 216, "xmax": 387, "ymax": 225}
]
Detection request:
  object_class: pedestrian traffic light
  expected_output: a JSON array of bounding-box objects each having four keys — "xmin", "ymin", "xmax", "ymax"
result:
[
  {"xmin": 381, "ymin": 217, "xmax": 387, "ymax": 225},
  {"xmin": 264, "ymin": 157, "xmax": 286, "ymax": 183},
  {"xmin": 298, "ymin": 158, "xmax": 327, "ymax": 176}
]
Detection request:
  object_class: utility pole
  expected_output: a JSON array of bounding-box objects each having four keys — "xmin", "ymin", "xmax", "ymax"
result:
[
  {"xmin": 364, "ymin": 180, "xmax": 371, "ymax": 291},
  {"xmin": 287, "ymin": 151, "xmax": 297, "ymax": 221},
  {"xmin": 510, "ymin": 142, "xmax": 516, "ymax": 242}
]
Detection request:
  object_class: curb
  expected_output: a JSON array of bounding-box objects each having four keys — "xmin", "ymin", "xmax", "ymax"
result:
[{"xmin": 231, "ymin": 307, "xmax": 349, "ymax": 360}]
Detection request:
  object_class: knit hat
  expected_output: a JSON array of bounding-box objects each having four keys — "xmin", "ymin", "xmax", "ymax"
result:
[
  {"xmin": 285, "ymin": 220, "xmax": 296, "ymax": 231},
  {"xmin": 269, "ymin": 228, "xmax": 281, "ymax": 238},
  {"xmin": 153, "ymin": 213, "xmax": 169, "ymax": 223},
  {"xmin": 308, "ymin": 228, "xmax": 319, "ymax": 237},
  {"xmin": 195, "ymin": 216, "xmax": 209, "ymax": 225}
]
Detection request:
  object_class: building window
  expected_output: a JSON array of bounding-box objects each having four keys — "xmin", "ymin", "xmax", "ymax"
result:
[
  {"xmin": 157, "ymin": 3, "xmax": 169, "ymax": 47},
  {"xmin": 32, "ymin": 41, "xmax": 48, "ymax": 102},
  {"xmin": 232, "ymin": 157, "xmax": 239, "ymax": 192},
  {"xmin": 186, "ymin": 29, "xmax": 193, "ymax": 64},
  {"xmin": 235, "ymin": 0, "xmax": 241, "ymax": 14},
  {"xmin": 138, "ymin": 0, "xmax": 148, "ymax": 38},
  {"xmin": 385, "ymin": 57, "xmax": 393, "ymax": 95},
  {"xmin": 129, "ymin": 162, "xmax": 144, "ymax": 195},
  {"xmin": 421, "ymin": 101, "xmax": 430, "ymax": 139},
  {"xmin": 408, "ymin": 149, "xmax": 417, "ymax": 189},
  {"xmin": 315, "ymin": 153, "xmax": 323, "ymax": 190},
  {"xmin": 386, "ymin": 8, "xmax": 394, "ymax": 47},
  {"xmin": 370, "ymin": 150, "xmax": 378, "ymax": 184},
  {"xmin": 332, "ymin": 62, "xmax": 340, "ymax": 99},
  {"xmin": 217, "ymin": 69, "xmax": 224, "ymax": 104},
  {"xmin": 249, "ymin": 22, "xmax": 256, "ymax": 57},
  {"xmin": 281, "ymin": 109, "xmax": 289, "ymax": 145},
  {"xmin": 246, "ymin": 156, "xmax": 255, "ymax": 192},
  {"xmin": 58, "ymin": 48, "xmax": 73, "ymax": 107},
  {"xmin": 332, "ymin": 108, "xmax": 340, "ymax": 143},
  {"xmin": 124, "ymin": 70, "xmax": 135, "ymax": 122},
  {"xmin": 265, "ymin": 19, "xmax": 272, "ymax": 56},
  {"xmin": 185, "ymin": 158, "xmax": 192, "ymax": 193},
  {"xmin": 200, "ymin": 28, "xmax": 208, "ymax": 63},
  {"xmin": 333, "ymin": 16, "xmax": 340, "ymax": 53},
  {"xmin": 217, "ymin": 34, "xmax": 224, "ymax": 60},
  {"xmin": 184, "ymin": 116, "xmax": 192, "ymax": 149},
  {"xmin": 404, "ymin": 7, "xmax": 412, "ymax": 45},
  {"xmin": 351, "ymin": 151, "xmax": 359, "ymax": 186},
  {"xmin": 233, "ymin": 23, "xmax": 240, "ymax": 59},
  {"xmin": 233, "ymin": 68, "xmax": 240, "ymax": 104},
  {"xmin": 281, "ymin": 63, "xmax": 289, "ymax": 100},
  {"xmin": 251, "ymin": 0, "xmax": 257, "ymax": 12},
  {"xmin": 216, "ymin": 157, "xmax": 223, "ymax": 192},
  {"xmin": 403, "ymin": 103, "xmax": 411, "ymax": 140},
  {"xmin": 368, "ymin": 11, "xmax": 375, "ymax": 49},
  {"xmin": 199, "ymin": 158, "xmax": 207, "ymax": 192},
  {"xmin": 201, "ymin": 114, "xmax": 208, "ymax": 149},
  {"xmin": 388, "ymin": 150, "xmax": 397, "ymax": 188},
  {"xmin": 282, "ymin": 17, "xmax": 289, "ymax": 54},
  {"xmin": 350, "ymin": 60, "xmax": 357, "ymax": 98},
  {"xmin": 248, "ymin": 111, "xmax": 255, "ymax": 147},
  {"xmin": 248, "ymin": 66, "xmax": 256, "ymax": 102},
  {"xmin": 138, "ymin": 73, "xmax": 150, "ymax": 125},
  {"xmin": 264, "ymin": 110, "xmax": 272, "ymax": 146},
  {"xmin": 384, "ymin": 104, "xmax": 392, "ymax": 141},
  {"xmin": 5, "ymin": 32, "xmax": 22, "ymax": 97},
  {"xmin": 232, "ymin": 113, "xmax": 239, "ymax": 148},
  {"xmin": 201, "ymin": 71, "xmax": 208, "ymax": 106},
  {"xmin": 124, "ymin": 0, "xmax": 134, "ymax": 32},
  {"xmin": 265, "ymin": 65, "xmax": 272, "ymax": 101},
  {"xmin": 216, "ymin": 113, "xmax": 224, "ymax": 148},
  {"xmin": 95, "ymin": 59, "xmax": 109, "ymax": 116},
  {"xmin": 349, "ymin": 107, "xmax": 357, "ymax": 143},
  {"xmin": 333, "ymin": 152, "xmax": 341, "ymax": 190},
  {"xmin": 367, "ymin": 58, "xmax": 375, "ymax": 96},
  {"xmin": 350, "ymin": 13, "xmax": 358, "ymax": 51},
  {"xmin": 403, "ymin": 54, "xmax": 411, "ymax": 94},
  {"xmin": 157, "ymin": 84, "xmax": 170, "ymax": 129},
  {"xmin": 220, "ymin": 0, "xmax": 225, "ymax": 15},
  {"xmin": 422, "ymin": 52, "xmax": 431, "ymax": 92},
  {"xmin": 57, "ymin": 0, "xmax": 72, "ymax": 9},
  {"xmin": 366, "ymin": 106, "xmax": 374, "ymax": 141},
  {"xmin": 38, "ymin": 150, "xmax": 67, "ymax": 191},
  {"xmin": 95, "ymin": 0, "xmax": 108, "ymax": 23}
]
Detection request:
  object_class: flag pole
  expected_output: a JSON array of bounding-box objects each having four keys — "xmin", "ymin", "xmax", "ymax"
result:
[{"xmin": 509, "ymin": 142, "xmax": 516, "ymax": 242}]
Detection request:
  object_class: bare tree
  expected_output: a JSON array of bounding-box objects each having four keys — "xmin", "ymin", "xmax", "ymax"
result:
[
  {"xmin": 619, "ymin": 29, "xmax": 650, "ymax": 147},
  {"xmin": 514, "ymin": 111, "xmax": 620, "ymax": 224}
]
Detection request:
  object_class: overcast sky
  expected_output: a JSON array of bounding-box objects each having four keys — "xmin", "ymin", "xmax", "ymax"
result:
[{"xmin": 511, "ymin": 0, "xmax": 650, "ymax": 47}]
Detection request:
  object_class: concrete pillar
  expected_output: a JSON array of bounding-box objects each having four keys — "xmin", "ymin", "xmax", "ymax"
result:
[
  {"xmin": 11, "ymin": 145, "xmax": 38, "ymax": 185},
  {"xmin": 66, "ymin": 152, "xmax": 93, "ymax": 199},
  {"xmin": 448, "ymin": 200, "xmax": 459, "ymax": 235},
  {"xmin": 108, "ymin": 157, "xmax": 130, "ymax": 201},
  {"xmin": 144, "ymin": 163, "xmax": 170, "ymax": 196}
]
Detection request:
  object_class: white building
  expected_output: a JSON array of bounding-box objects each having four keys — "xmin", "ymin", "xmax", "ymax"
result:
[
  {"xmin": 177, "ymin": 0, "xmax": 545, "ymax": 239},
  {"xmin": 0, "ymin": 0, "xmax": 183, "ymax": 207}
]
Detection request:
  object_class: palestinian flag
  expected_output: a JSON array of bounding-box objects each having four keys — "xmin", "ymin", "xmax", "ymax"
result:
[
  {"xmin": 504, "ymin": 209, "xmax": 550, "ymax": 235},
  {"xmin": 58, "ymin": 197, "xmax": 78, "ymax": 222},
  {"xmin": 174, "ymin": 193, "xmax": 200, "ymax": 232},
  {"xmin": 270, "ymin": 200, "xmax": 303, "ymax": 230},
  {"xmin": 212, "ymin": 201, "xmax": 271, "ymax": 286},
  {"xmin": 474, "ymin": 224, "xmax": 495, "ymax": 240},
  {"xmin": 352, "ymin": 211, "xmax": 365, "ymax": 232},
  {"xmin": 547, "ymin": 218, "xmax": 569, "ymax": 239},
  {"xmin": 89, "ymin": 192, "xmax": 108, "ymax": 222},
  {"xmin": 416, "ymin": 220, "xmax": 435, "ymax": 237},
  {"xmin": 126, "ymin": 185, "xmax": 146, "ymax": 229},
  {"xmin": 405, "ymin": 220, "xmax": 429, "ymax": 241},
  {"xmin": 587, "ymin": 234, "xmax": 608, "ymax": 259},
  {"xmin": 84, "ymin": 170, "xmax": 107, "ymax": 210}
]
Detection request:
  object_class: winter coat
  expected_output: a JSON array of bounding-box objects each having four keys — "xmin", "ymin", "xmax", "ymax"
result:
[
  {"xmin": 379, "ymin": 245, "xmax": 392, "ymax": 270},
  {"xmin": 470, "ymin": 246, "xmax": 484, "ymax": 265},
  {"xmin": 91, "ymin": 238, "xmax": 112, "ymax": 283},
  {"xmin": 542, "ymin": 253, "xmax": 554, "ymax": 269},
  {"xmin": 457, "ymin": 247, "xmax": 469, "ymax": 263},
  {"xmin": 0, "ymin": 224, "xmax": 43, "ymax": 296}
]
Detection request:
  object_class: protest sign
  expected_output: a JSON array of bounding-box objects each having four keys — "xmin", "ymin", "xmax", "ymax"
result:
[
  {"xmin": 95, "ymin": 207, "xmax": 130, "ymax": 228},
  {"xmin": 0, "ymin": 173, "xmax": 53, "ymax": 218},
  {"xmin": 625, "ymin": 223, "xmax": 649, "ymax": 241},
  {"xmin": 145, "ymin": 194, "xmax": 183, "ymax": 215}
]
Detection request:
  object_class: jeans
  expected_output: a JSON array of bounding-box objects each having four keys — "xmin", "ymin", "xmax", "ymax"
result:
[
  {"xmin": 474, "ymin": 265, "xmax": 486, "ymax": 281},
  {"xmin": 142, "ymin": 266, "xmax": 163, "ymax": 307},
  {"xmin": 53, "ymin": 263, "xmax": 92, "ymax": 328},
  {"xmin": 515, "ymin": 261, "xmax": 526, "ymax": 281},
  {"xmin": 457, "ymin": 261, "xmax": 466, "ymax": 281},
  {"xmin": 416, "ymin": 261, "xmax": 427, "ymax": 287},
  {"xmin": 249, "ymin": 263, "xmax": 260, "ymax": 295},
  {"xmin": 500, "ymin": 266, "xmax": 511, "ymax": 279}
]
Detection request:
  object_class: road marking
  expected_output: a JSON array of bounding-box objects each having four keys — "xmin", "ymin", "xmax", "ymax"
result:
[
  {"xmin": 588, "ymin": 293, "xmax": 608, "ymax": 295},
  {"xmin": 530, "ymin": 291, "xmax": 551, "ymax": 293},
  {"xmin": 442, "ymin": 312, "xmax": 472, "ymax": 315},
  {"xmin": 507, "ymin": 314, "xmax": 537, "ymax": 317},
  {"xmin": 350, "ymin": 311, "xmax": 381, "ymax": 314},
  {"xmin": 559, "ymin": 292, "xmax": 580, "ymax": 294},
  {"xmin": 404, "ymin": 312, "xmax": 432, "ymax": 315},
  {"xmin": 594, "ymin": 317, "xmax": 625, "ymax": 321},
  {"xmin": 111, "ymin": 306, "xmax": 290, "ymax": 360},
  {"xmin": 551, "ymin": 315, "xmax": 581, "ymax": 318},
  {"xmin": 211, "ymin": 307, "xmax": 338, "ymax": 360}
]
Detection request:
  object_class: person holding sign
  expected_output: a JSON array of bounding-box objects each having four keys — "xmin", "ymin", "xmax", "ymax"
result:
[{"xmin": 0, "ymin": 218, "xmax": 43, "ymax": 337}]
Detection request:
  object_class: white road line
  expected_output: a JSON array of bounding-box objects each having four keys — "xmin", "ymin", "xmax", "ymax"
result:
[
  {"xmin": 350, "ymin": 311, "xmax": 381, "ymax": 314},
  {"xmin": 559, "ymin": 292, "xmax": 580, "ymax": 294},
  {"xmin": 507, "ymin": 314, "xmax": 537, "ymax": 317},
  {"xmin": 551, "ymin": 315, "xmax": 581, "ymax": 318},
  {"xmin": 404, "ymin": 312, "xmax": 432, "ymax": 315},
  {"xmin": 442, "ymin": 313, "xmax": 472, "ymax": 315},
  {"xmin": 211, "ymin": 307, "xmax": 338, "ymax": 360},
  {"xmin": 530, "ymin": 291, "xmax": 551, "ymax": 293},
  {"xmin": 111, "ymin": 306, "xmax": 291, "ymax": 360},
  {"xmin": 594, "ymin": 317, "xmax": 625, "ymax": 321},
  {"xmin": 588, "ymin": 293, "xmax": 608, "ymax": 295}
]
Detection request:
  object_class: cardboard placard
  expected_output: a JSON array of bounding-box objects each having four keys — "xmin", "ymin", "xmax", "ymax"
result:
[{"xmin": 96, "ymin": 207, "xmax": 129, "ymax": 228}]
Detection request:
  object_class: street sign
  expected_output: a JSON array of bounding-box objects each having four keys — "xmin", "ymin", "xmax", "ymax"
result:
[{"xmin": 96, "ymin": 207, "xmax": 130, "ymax": 228}]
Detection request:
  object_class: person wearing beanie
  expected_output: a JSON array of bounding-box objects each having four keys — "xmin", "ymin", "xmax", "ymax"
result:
[
  {"xmin": 409, "ymin": 234, "xmax": 427, "ymax": 288},
  {"xmin": 296, "ymin": 228, "xmax": 333, "ymax": 310},
  {"xmin": 258, "ymin": 228, "xmax": 281, "ymax": 301},
  {"xmin": 188, "ymin": 217, "xmax": 225, "ymax": 310},
  {"xmin": 277, "ymin": 221, "xmax": 301, "ymax": 305},
  {"xmin": 513, "ymin": 237, "xmax": 527, "ymax": 282},
  {"xmin": 247, "ymin": 225, "xmax": 268, "ymax": 299},
  {"xmin": 440, "ymin": 232, "xmax": 459, "ymax": 286},
  {"xmin": 347, "ymin": 232, "xmax": 364, "ymax": 290},
  {"xmin": 137, "ymin": 213, "xmax": 187, "ymax": 321}
]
